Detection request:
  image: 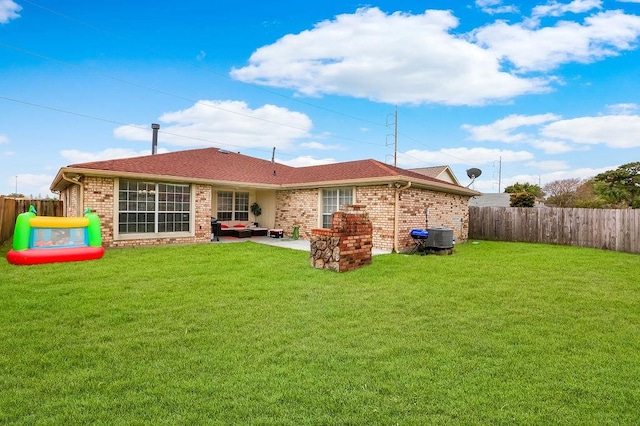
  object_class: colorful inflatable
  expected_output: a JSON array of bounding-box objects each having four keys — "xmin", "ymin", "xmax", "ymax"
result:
[{"xmin": 7, "ymin": 206, "xmax": 105, "ymax": 265}]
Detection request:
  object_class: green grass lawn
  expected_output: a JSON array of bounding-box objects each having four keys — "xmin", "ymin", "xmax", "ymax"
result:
[{"xmin": 1, "ymin": 240, "xmax": 639, "ymax": 425}]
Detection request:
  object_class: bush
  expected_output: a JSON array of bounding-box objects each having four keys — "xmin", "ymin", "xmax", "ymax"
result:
[{"xmin": 510, "ymin": 192, "xmax": 535, "ymax": 207}]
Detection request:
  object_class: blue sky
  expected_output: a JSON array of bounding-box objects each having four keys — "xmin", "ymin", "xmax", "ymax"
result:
[{"xmin": 1, "ymin": 0, "xmax": 640, "ymax": 197}]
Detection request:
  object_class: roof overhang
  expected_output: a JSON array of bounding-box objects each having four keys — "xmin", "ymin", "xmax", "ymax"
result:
[
  {"xmin": 51, "ymin": 167, "xmax": 480, "ymax": 197},
  {"xmin": 50, "ymin": 167, "xmax": 282, "ymax": 192}
]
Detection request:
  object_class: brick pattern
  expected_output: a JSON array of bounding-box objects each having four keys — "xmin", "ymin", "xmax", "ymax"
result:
[
  {"xmin": 69, "ymin": 177, "xmax": 212, "ymax": 248},
  {"xmin": 276, "ymin": 184, "xmax": 470, "ymax": 252},
  {"xmin": 355, "ymin": 185, "xmax": 396, "ymax": 251},
  {"xmin": 310, "ymin": 206, "xmax": 373, "ymax": 272},
  {"xmin": 61, "ymin": 178, "xmax": 469, "ymax": 252},
  {"xmin": 275, "ymin": 189, "xmax": 318, "ymax": 239},
  {"xmin": 397, "ymin": 187, "xmax": 469, "ymax": 251}
]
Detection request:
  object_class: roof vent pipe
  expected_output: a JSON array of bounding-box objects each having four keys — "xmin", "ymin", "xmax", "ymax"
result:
[{"xmin": 151, "ymin": 123, "xmax": 160, "ymax": 155}]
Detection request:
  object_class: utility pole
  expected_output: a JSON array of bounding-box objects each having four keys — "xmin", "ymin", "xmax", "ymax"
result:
[
  {"xmin": 15, "ymin": 175, "xmax": 18, "ymax": 194},
  {"xmin": 493, "ymin": 156, "xmax": 502, "ymax": 193},
  {"xmin": 386, "ymin": 105, "xmax": 398, "ymax": 167}
]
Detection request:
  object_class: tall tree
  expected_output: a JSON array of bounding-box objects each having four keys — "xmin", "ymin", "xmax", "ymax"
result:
[
  {"xmin": 504, "ymin": 182, "xmax": 544, "ymax": 198},
  {"xmin": 543, "ymin": 178, "xmax": 582, "ymax": 207},
  {"xmin": 593, "ymin": 162, "xmax": 640, "ymax": 208}
]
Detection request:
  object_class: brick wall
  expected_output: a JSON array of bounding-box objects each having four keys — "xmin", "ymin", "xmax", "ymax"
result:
[
  {"xmin": 397, "ymin": 187, "xmax": 470, "ymax": 252},
  {"xmin": 355, "ymin": 185, "xmax": 396, "ymax": 251},
  {"xmin": 278, "ymin": 184, "xmax": 471, "ymax": 252},
  {"xmin": 275, "ymin": 189, "xmax": 318, "ymax": 238},
  {"xmin": 81, "ymin": 177, "xmax": 211, "ymax": 248}
]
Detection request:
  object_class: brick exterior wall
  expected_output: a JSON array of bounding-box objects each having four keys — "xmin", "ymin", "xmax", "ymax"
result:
[
  {"xmin": 275, "ymin": 189, "xmax": 319, "ymax": 238},
  {"xmin": 73, "ymin": 177, "xmax": 211, "ymax": 248},
  {"xmin": 59, "ymin": 177, "xmax": 469, "ymax": 252},
  {"xmin": 278, "ymin": 184, "xmax": 471, "ymax": 253},
  {"xmin": 355, "ymin": 185, "xmax": 396, "ymax": 251},
  {"xmin": 396, "ymin": 187, "xmax": 470, "ymax": 252}
]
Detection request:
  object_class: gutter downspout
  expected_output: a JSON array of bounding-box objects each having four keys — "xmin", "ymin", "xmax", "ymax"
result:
[
  {"xmin": 61, "ymin": 172, "xmax": 84, "ymax": 216},
  {"xmin": 393, "ymin": 181, "xmax": 411, "ymax": 253}
]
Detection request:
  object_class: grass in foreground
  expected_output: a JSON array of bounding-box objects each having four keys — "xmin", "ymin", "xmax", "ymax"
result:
[{"xmin": 0, "ymin": 240, "xmax": 639, "ymax": 425}]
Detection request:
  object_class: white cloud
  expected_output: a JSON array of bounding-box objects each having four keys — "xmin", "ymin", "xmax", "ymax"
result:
[
  {"xmin": 526, "ymin": 160, "xmax": 570, "ymax": 170},
  {"xmin": 231, "ymin": 7, "xmax": 548, "ymax": 106},
  {"xmin": 398, "ymin": 147, "xmax": 534, "ymax": 168},
  {"xmin": 60, "ymin": 148, "xmax": 168, "ymax": 164},
  {"xmin": 196, "ymin": 50, "xmax": 206, "ymax": 61},
  {"xmin": 532, "ymin": 0, "xmax": 602, "ymax": 19},
  {"xmin": 606, "ymin": 103, "xmax": 638, "ymax": 114},
  {"xmin": 0, "ymin": 133, "xmax": 8, "ymax": 144},
  {"xmin": 13, "ymin": 173, "xmax": 55, "ymax": 198},
  {"xmin": 476, "ymin": 0, "xmax": 519, "ymax": 15},
  {"xmin": 462, "ymin": 113, "xmax": 561, "ymax": 142},
  {"xmin": 540, "ymin": 114, "xmax": 640, "ymax": 148},
  {"xmin": 279, "ymin": 155, "xmax": 336, "ymax": 167},
  {"xmin": 531, "ymin": 139, "xmax": 578, "ymax": 153},
  {"xmin": 114, "ymin": 100, "xmax": 313, "ymax": 151},
  {"xmin": 0, "ymin": 0, "xmax": 21, "ymax": 24},
  {"xmin": 618, "ymin": 0, "xmax": 640, "ymax": 3},
  {"xmin": 473, "ymin": 10, "xmax": 640, "ymax": 72},
  {"xmin": 300, "ymin": 141, "xmax": 343, "ymax": 150}
]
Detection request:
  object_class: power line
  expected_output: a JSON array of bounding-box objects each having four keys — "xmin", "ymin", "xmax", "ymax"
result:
[{"xmin": 18, "ymin": 0, "xmax": 387, "ymax": 129}]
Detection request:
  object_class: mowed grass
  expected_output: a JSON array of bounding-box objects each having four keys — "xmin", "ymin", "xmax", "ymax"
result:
[{"xmin": 0, "ymin": 240, "xmax": 639, "ymax": 425}]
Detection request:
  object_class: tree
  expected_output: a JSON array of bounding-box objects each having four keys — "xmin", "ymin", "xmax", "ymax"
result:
[
  {"xmin": 543, "ymin": 178, "xmax": 582, "ymax": 207},
  {"xmin": 504, "ymin": 182, "xmax": 544, "ymax": 198},
  {"xmin": 592, "ymin": 162, "xmax": 640, "ymax": 208},
  {"xmin": 5, "ymin": 193, "xmax": 25, "ymax": 198},
  {"xmin": 510, "ymin": 192, "xmax": 536, "ymax": 207}
]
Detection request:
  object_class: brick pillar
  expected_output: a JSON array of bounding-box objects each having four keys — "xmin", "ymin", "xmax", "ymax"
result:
[{"xmin": 310, "ymin": 204, "xmax": 373, "ymax": 272}]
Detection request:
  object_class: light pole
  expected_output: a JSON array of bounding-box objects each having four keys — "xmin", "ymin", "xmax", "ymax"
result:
[{"xmin": 15, "ymin": 175, "xmax": 17, "ymax": 194}]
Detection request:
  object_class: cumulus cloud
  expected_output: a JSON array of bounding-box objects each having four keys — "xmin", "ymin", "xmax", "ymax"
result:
[
  {"xmin": 14, "ymin": 173, "xmax": 56, "ymax": 198},
  {"xmin": 473, "ymin": 10, "xmax": 640, "ymax": 72},
  {"xmin": 462, "ymin": 113, "xmax": 561, "ymax": 142},
  {"xmin": 0, "ymin": 133, "xmax": 8, "ymax": 144},
  {"xmin": 279, "ymin": 155, "xmax": 337, "ymax": 167},
  {"xmin": 532, "ymin": 0, "xmax": 602, "ymax": 19},
  {"xmin": 231, "ymin": 7, "xmax": 548, "ymax": 106},
  {"xmin": 526, "ymin": 160, "xmax": 570, "ymax": 170},
  {"xmin": 113, "ymin": 100, "xmax": 313, "ymax": 151},
  {"xmin": 540, "ymin": 115, "xmax": 640, "ymax": 148},
  {"xmin": 606, "ymin": 103, "xmax": 638, "ymax": 114},
  {"xmin": 476, "ymin": 0, "xmax": 519, "ymax": 15},
  {"xmin": 0, "ymin": 0, "xmax": 21, "ymax": 24},
  {"xmin": 531, "ymin": 139, "xmax": 578, "ymax": 154},
  {"xmin": 397, "ymin": 147, "xmax": 534, "ymax": 168},
  {"xmin": 300, "ymin": 141, "xmax": 343, "ymax": 150}
]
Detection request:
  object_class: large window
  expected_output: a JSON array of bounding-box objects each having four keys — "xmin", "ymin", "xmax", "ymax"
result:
[
  {"xmin": 322, "ymin": 188, "xmax": 353, "ymax": 228},
  {"xmin": 118, "ymin": 179, "xmax": 191, "ymax": 234},
  {"xmin": 217, "ymin": 191, "xmax": 249, "ymax": 221}
]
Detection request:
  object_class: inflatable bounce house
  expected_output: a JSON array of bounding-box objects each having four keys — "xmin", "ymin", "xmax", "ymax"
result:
[{"xmin": 7, "ymin": 206, "xmax": 105, "ymax": 265}]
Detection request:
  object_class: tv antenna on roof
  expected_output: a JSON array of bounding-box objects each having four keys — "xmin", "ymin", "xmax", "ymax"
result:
[{"xmin": 466, "ymin": 167, "xmax": 482, "ymax": 188}]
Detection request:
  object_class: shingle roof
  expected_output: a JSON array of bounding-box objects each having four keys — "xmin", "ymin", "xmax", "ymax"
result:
[{"xmin": 52, "ymin": 147, "xmax": 478, "ymax": 196}]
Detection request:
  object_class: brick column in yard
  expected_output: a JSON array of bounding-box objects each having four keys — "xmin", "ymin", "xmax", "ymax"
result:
[{"xmin": 310, "ymin": 204, "xmax": 373, "ymax": 272}]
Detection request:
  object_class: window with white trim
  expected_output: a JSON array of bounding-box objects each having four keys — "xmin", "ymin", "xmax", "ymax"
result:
[
  {"xmin": 217, "ymin": 191, "xmax": 249, "ymax": 221},
  {"xmin": 118, "ymin": 179, "xmax": 191, "ymax": 234},
  {"xmin": 322, "ymin": 188, "xmax": 353, "ymax": 228}
]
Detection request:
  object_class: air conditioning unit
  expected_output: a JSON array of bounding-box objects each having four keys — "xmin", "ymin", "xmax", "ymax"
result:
[{"xmin": 426, "ymin": 227, "xmax": 454, "ymax": 249}]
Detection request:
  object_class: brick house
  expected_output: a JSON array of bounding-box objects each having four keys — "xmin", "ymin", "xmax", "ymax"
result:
[{"xmin": 50, "ymin": 147, "xmax": 479, "ymax": 253}]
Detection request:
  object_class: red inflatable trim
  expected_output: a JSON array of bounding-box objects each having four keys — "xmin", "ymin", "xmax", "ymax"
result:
[{"xmin": 7, "ymin": 246, "xmax": 105, "ymax": 265}]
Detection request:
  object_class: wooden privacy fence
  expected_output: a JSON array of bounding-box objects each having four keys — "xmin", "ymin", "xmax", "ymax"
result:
[
  {"xmin": 469, "ymin": 206, "xmax": 640, "ymax": 254},
  {"xmin": 0, "ymin": 197, "xmax": 64, "ymax": 244}
]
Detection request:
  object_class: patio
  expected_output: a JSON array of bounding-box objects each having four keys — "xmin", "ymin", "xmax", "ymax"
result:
[{"xmin": 212, "ymin": 235, "xmax": 391, "ymax": 255}]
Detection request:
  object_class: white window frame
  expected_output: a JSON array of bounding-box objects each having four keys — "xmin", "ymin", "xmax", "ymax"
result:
[
  {"xmin": 114, "ymin": 179, "xmax": 194, "ymax": 240},
  {"xmin": 321, "ymin": 187, "xmax": 354, "ymax": 228}
]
